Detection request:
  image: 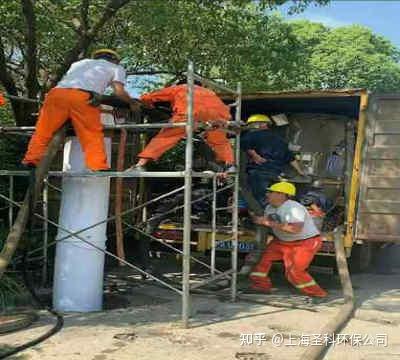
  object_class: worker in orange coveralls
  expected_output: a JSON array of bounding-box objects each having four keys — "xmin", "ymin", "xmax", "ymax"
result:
[
  {"xmin": 23, "ymin": 49, "xmax": 140, "ymax": 170},
  {"xmin": 126, "ymin": 78, "xmax": 234, "ymax": 171},
  {"xmin": 249, "ymin": 181, "xmax": 327, "ymax": 298}
]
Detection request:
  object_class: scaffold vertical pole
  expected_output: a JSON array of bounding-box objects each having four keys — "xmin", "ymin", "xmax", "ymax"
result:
[
  {"xmin": 231, "ymin": 82, "xmax": 242, "ymax": 301},
  {"xmin": 42, "ymin": 177, "xmax": 49, "ymax": 286},
  {"xmin": 211, "ymin": 176, "xmax": 217, "ymax": 277},
  {"xmin": 182, "ymin": 61, "xmax": 195, "ymax": 327},
  {"xmin": 8, "ymin": 175, "xmax": 14, "ymax": 228}
]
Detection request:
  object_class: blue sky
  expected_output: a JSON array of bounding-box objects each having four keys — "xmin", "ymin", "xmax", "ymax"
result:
[{"xmin": 281, "ymin": 0, "xmax": 400, "ymax": 48}]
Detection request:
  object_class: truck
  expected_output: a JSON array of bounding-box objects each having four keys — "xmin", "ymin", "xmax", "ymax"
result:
[{"xmin": 151, "ymin": 89, "xmax": 400, "ymax": 272}]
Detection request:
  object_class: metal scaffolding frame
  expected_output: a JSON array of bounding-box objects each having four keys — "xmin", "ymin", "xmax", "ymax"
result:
[{"xmin": 0, "ymin": 61, "xmax": 242, "ymax": 328}]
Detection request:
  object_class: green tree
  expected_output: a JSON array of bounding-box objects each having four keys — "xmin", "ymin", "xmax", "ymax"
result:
[
  {"xmin": 0, "ymin": 0, "xmax": 328, "ymax": 126},
  {"xmin": 290, "ymin": 21, "xmax": 400, "ymax": 92}
]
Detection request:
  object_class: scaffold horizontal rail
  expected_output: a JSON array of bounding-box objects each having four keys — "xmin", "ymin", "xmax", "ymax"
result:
[
  {"xmin": 0, "ymin": 170, "xmax": 226, "ymax": 178},
  {"xmin": 0, "ymin": 121, "xmax": 243, "ymax": 133}
]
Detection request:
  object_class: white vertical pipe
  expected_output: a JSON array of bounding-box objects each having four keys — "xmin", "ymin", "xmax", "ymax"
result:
[{"xmin": 53, "ymin": 136, "xmax": 111, "ymax": 312}]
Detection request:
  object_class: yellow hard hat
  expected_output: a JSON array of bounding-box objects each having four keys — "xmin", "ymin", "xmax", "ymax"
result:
[
  {"xmin": 267, "ymin": 182, "xmax": 296, "ymax": 196},
  {"xmin": 92, "ymin": 48, "xmax": 120, "ymax": 61},
  {"xmin": 247, "ymin": 114, "xmax": 271, "ymax": 124}
]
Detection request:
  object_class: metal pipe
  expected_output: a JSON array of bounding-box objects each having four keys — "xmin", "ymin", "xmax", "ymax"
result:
[
  {"xmin": 8, "ymin": 175, "xmax": 13, "ymax": 229},
  {"xmin": 216, "ymin": 206, "xmax": 233, "ymax": 211},
  {"xmin": 182, "ymin": 61, "xmax": 195, "ymax": 328},
  {"xmin": 0, "ymin": 121, "xmax": 239, "ymax": 133},
  {"xmin": 0, "ymin": 123, "xmax": 186, "ymax": 132},
  {"xmin": 230, "ymin": 82, "xmax": 242, "ymax": 302},
  {"xmin": 0, "ymin": 170, "xmax": 219, "ymax": 178},
  {"xmin": 0, "ymin": 126, "xmax": 35, "ymax": 132},
  {"xmin": 211, "ymin": 176, "xmax": 217, "ymax": 277},
  {"xmin": 107, "ymin": 123, "xmax": 186, "ymax": 129},
  {"xmin": 41, "ymin": 178, "xmax": 49, "ymax": 287},
  {"xmin": 115, "ymin": 129, "xmax": 127, "ymax": 264}
]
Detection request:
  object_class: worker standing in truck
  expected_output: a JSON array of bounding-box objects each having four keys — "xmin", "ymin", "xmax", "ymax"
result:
[
  {"xmin": 23, "ymin": 49, "xmax": 140, "ymax": 171},
  {"xmin": 125, "ymin": 78, "xmax": 235, "ymax": 172},
  {"xmin": 249, "ymin": 181, "xmax": 327, "ymax": 298},
  {"xmin": 241, "ymin": 114, "xmax": 304, "ymax": 207}
]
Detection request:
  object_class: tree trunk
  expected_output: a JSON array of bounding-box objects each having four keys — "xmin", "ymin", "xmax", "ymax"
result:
[{"xmin": 0, "ymin": 125, "xmax": 66, "ymax": 279}]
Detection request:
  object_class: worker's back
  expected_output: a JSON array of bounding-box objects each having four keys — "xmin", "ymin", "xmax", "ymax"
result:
[
  {"xmin": 174, "ymin": 84, "xmax": 231, "ymax": 121},
  {"xmin": 57, "ymin": 59, "xmax": 126, "ymax": 95},
  {"xmin": 141, "ymin": 84, "xmax": 231, "ymax": 122}
]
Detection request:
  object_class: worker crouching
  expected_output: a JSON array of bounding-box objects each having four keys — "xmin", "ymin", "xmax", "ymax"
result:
[
  {"xmin": 249, "ymin": 181, "xmax": 327, "ymax": 298},
  {"xmin": 126, "ymin": 77, "xmax": 234, "ymax": 171}
]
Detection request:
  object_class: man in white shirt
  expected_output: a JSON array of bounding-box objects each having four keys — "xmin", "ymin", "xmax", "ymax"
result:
[
  {"xmin": 249, "ymin": 181, "xmax": 327, "ymax": 297},
  {"xmin": 23, "ymin": 49, "xmax": 139, "ymax": 170}
]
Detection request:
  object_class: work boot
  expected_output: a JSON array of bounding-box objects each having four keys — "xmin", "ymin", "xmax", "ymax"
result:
[
  {"xmin": 245, "ymin": 283, "xmax": 272, "ymax": 294},
  {"xmin": 124, "ymin": 164, "xmax": 146, "ymax": 172},
  {"xmin": 248, "ymin": 274, "xmax": 273, "ymax": 293},
  {"xmin": 300, "ymin": 285, "xmax": 328, "ymax": 298}
]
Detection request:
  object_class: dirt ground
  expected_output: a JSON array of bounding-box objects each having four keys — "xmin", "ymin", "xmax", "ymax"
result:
[{"xmin": 2, "ymin": 261, "xmax": 400, "ymax": 360}]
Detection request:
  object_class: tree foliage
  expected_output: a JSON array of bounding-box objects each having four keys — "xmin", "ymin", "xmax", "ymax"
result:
[
  {"xmin": 308, "ymin": 24, "xmax": 400, "ymax": 91},
  {"xmin": 1, "ymin": 0, "xmax": 400, "ymax": 126}
]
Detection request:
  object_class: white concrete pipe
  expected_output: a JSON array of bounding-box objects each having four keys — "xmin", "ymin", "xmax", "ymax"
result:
[{"xmin": 53, "ymin": 136, "xmax": 111, "ymax": 312}]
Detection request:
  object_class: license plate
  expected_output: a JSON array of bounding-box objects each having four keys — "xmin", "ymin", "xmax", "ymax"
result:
[{"xmin": 216, "ymin": 240, "xmax": 256, "ymax": 252}]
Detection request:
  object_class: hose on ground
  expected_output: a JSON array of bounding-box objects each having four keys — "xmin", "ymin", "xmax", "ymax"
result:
[
  {"xmin": 0, "ymin": 251, "xmax": 64, "ymax": 359},
  {"xmin": 0, "ymin": 125, "xmax": 67, "ymax": 358}
]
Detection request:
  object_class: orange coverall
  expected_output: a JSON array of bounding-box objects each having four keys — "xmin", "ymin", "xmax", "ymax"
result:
[
  {"xmin": 249, "ymin": 236, "xmax": 327, "ymax": 297},
  {"xmin": 139, "ymin": 84, "xmax": 234, "ymax": 164},
  {"xmin": 23, "ymin": 88, "xmax": 108, "ymax": 170},
  {"xmin": 0, "ymin": 92, "xmax": 6, "ymax": 106}
]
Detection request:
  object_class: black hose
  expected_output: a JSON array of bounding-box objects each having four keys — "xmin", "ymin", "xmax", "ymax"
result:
[
  {"xmin": 0, "ymin": 126, "xmax": 67, "ymax": 359},
  {"xmin": 0, "ymin": 311, "xmax": 63, "ymax": 359},
  {"xmin": 0, "ymin": 251, "xmax": 64, "ymax": 360}
]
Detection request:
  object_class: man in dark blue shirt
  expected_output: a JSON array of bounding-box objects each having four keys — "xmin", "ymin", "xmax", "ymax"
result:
[{"xmin": 241, "ymin": 114, "xmax": 304, "ymax": 207}]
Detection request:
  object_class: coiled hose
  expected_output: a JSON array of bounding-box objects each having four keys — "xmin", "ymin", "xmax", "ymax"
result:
[{"xmin": 0, "ymin": 125, "xmax": 67, "ymax": 358}]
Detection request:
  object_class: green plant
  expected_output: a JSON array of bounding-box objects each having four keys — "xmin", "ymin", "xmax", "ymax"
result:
[{"xmin": 0, "ymin": 274, "xmax": 26, "ymax": 312}]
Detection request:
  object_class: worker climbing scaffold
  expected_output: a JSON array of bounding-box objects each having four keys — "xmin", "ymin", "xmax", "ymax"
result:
[{"xmin": 126, "ymin": 77, "xmax": 235, "ymax": 173}]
